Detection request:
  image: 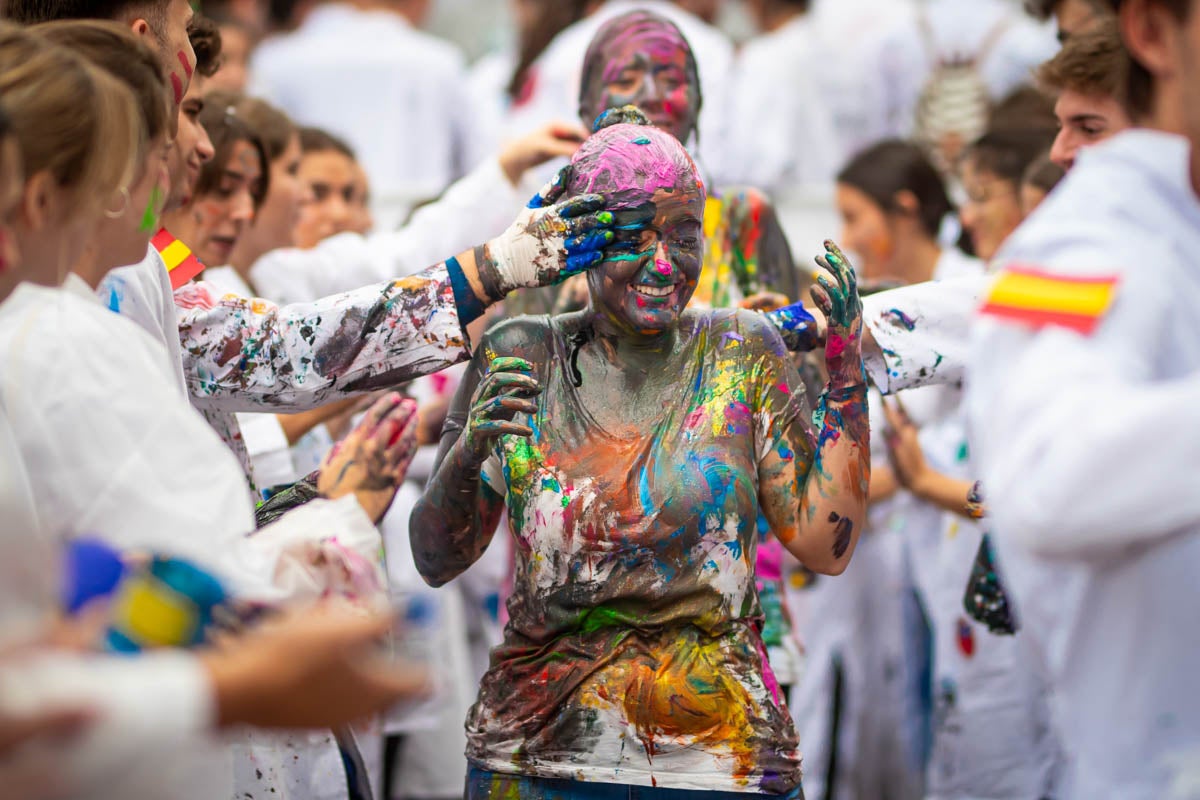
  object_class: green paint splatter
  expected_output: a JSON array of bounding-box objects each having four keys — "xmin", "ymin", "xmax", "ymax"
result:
[{"xmin": 139, "ymin": 184, "xmax": 162, "ymax": 233}]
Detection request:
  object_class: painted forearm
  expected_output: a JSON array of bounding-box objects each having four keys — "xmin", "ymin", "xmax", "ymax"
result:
[
  {"xmin": 797, "ymin": 385, "xmax": 871, "ymax": 573},
  {"xmin": 176, "ymin": 264, "xmax": 470, "ymax": 413},
  {"xmin": 409, "ymin": 441, "xmax": 501, "ymax": 587}
]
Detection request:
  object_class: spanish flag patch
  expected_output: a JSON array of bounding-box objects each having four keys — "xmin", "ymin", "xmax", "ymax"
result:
[
  {"xmin": 980, "ymin": 265, "xmax": 1119, "ymax": 335},
  {"xmin": 152, "ymin": 228, "xmax": 205, "ymax": 290}
]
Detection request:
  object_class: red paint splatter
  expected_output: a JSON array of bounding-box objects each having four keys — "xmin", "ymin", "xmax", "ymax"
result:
[
  {"xmin": 170, "ymin": 72, "xmax": 183, "ymax": 104},
  {"xmin": 957, "ymin": 617, "xmax": 975, "ymax": 657},
  {"xmin": 825, "ymin": 334, "xmax": 847, "ymax": 359},
  {"xmin": 177, "ymin": 50, "xmax": 193, "ymax": 79}
]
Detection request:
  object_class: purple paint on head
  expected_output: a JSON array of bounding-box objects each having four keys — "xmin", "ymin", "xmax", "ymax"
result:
[{"xmin": 566, "ymin": 122, "xmax": 703, "ymax": 209}]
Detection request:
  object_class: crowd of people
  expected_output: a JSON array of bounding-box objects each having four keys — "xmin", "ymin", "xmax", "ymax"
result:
[{"xmin": 0, "ymin": 0, "xmax": 1194, "ymax": 799}]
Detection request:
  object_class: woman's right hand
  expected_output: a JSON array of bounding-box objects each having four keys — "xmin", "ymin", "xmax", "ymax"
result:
[
  {"xmin": 318, "ymin": 392, "xmax": 419, "ymax": 523},
  {"xmin": 461, "ymin": 356, "xmax": 541, "ymax": 462}
]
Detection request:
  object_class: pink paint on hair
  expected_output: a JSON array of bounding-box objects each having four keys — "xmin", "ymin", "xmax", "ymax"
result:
[{"xmin": 567, "ymin": 123, "xmax": 703, "ymax": 208}]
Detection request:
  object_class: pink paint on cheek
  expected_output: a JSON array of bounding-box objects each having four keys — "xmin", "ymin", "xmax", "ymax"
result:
[
  {"xmin": 170, "ymin": 72, "xmax": 183, "ymax": 104},
  {"xmin": 655, "ymin": 258, "xmax": 671, "ymax": 276},
  {"xmin": 635, "ymin": 294, "xmax": 647, "ymax": 308},
  {"xmin": 177, "ymin": 50, "xmax": 194, "ymax": 79}
]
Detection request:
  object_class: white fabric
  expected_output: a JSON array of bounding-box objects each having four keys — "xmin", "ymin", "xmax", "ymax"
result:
[
  {"xmin": 727, "ymin": 15, "xmax": 866, "ymax": 188},
  {"xmin": 967, "ymin": 130, "xmax": 1200, "ymax": 800},
  {"xmin": 202, "ymin": 266, "xmax": 301, "ymax": 490},
  {"xmin": 250, "ymin": 4, "xmax": 470, "ymax": 225},
  {"xmin": 869, "ymin": 0, "xmax": 1058, "ymax": 137},
  {"xmin": 499, "ymin": 0, "xmax": 734, "ymax": 184},
  {"xmin": 250, "ymin": 156, "xmax": 522, "ymax": 306}
]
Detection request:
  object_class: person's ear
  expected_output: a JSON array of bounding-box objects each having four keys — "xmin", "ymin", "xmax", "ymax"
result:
[
  {"xmin": 19, "ymin": 170, "xmax": 58, "ymax": 234},
  {"xmin": 1120, "ymin": 0, "xmax": 1182, "ymax": 84},
  {"xmin": 892, "ymin": 190, "xmax": 921, "ymax": 219},
  {"xmin": 128, "ymin": 18, "xmax": 153, "ymax": 40}
]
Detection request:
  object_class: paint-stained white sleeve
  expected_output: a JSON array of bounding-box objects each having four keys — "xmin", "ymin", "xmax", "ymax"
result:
[
  {"xmin": 175, "ymin": 265, "xmax": 470, "ymax": 415},
  {"xmin": 250, "ymin": 157, "xmax": 523, "ymax": 306},
  {"xmin": 863, "ymin": 275, "xmax": 989, "ymax": 394},
  {"xmin": 967, "ymin": 240, "xmax": 1200, "ymax": 561}
]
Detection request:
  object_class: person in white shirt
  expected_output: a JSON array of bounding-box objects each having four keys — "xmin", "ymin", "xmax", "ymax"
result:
[
  {"xmin": 250, "ymin": 0, "xmax": 470, "ymax": 228},
  {"xmin": 967, "ymin": 0, "xmax": 1200, "ymax": 795}
]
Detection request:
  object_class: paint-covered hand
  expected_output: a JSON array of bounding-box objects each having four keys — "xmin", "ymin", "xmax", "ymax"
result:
[
  {"xmin": 478, "ymin": 169, "xmax": 620, "ymax": 296},
  {"xmin": 764, "ymin": 300, "xmax": 820, "ymax": 352},
  {"xmin": 461, "ymin": 356, "xmax": 541, "ymax": 463},
  {"xmin": 811, "ymin": 240, "xmax": 865, "ymax": 386},
  {"xmin": 318, "ymin": 392, "xmax": 419, "ymax": 523}
]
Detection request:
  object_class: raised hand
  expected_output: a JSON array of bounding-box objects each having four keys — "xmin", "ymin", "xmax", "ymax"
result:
[
  {"xmin": 461, "ymin": 356, "xmax": 541, "ymax": 462},
  {"xmin": 318, "ymin": 392, "xmax": 419, "ymax": 523},
  {"xmin": 477, "ymin": 168, "xmax": 633, "ymax": 297},
  {"xmin": 811, "ymin": 240, "xmax": 865, "ymax": 386}
]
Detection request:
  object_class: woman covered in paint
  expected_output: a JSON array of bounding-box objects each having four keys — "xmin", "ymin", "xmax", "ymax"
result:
[{"xmin": 412, "ymin": 116, "xmax": 870, "ymax": 798}]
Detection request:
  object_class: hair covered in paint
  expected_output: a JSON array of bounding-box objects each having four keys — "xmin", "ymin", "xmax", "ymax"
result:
[
  {"xmin": 564, "ymin": 109, "xmax": 706, "ymax": 210},
  {"xmin": 578, "ymin": 10, "xmax": 702, "ymax": 132}
]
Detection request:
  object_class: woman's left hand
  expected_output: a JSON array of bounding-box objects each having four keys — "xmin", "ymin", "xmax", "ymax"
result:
[
  {"xmin": 318, "ymin": 393, "xmax": 420, "ymax": 523},
  {"xmin": 810, "ymin": 240, "xmax": 864, "ymax": 386}
]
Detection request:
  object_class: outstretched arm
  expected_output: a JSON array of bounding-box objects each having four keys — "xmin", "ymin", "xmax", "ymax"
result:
[
  {"xmin": 409, "ymin": 354, "xmax": 541, "ymax": 587},
  {"xmin": 758, "ymin": 242, "xmax": 871, "ymax": 575}
]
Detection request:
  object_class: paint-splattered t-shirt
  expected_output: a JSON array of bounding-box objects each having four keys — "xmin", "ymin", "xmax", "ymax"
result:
[{"xmin": 468, "ymin": 309, "xmax": 813, "ymax": 794}]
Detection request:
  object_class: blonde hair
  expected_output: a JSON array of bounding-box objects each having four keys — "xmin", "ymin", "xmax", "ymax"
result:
[{"xmin": 0, "ymin": 22, "xmax": 139, "ymax": 216}]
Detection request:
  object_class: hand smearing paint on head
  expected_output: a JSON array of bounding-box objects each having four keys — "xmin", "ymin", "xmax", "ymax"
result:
[{"xmin": 562, "ymin": 109, "xmax": 706, "ymax": 336}]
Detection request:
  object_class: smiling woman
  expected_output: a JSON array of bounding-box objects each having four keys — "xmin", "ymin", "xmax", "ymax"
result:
[
  {"xmin": 411, "ymin": 116, "xmax": 871, "ymax": 800},
  {"xmin": 162, "ymin": 102, "xmax": 268, "ymax": 269}
]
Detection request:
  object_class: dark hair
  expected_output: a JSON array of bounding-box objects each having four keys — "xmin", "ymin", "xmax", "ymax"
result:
[
  {"xmin": 1118, "ymin": 0, "xmax": 1194, "ymax": 119},
  {"xmin": 965, "ymin": 129, "xmax": 1057, "ymax": 187},
  {"xmin": 1024, "ymin": 0, "xmax": 1110, "ymax": 19},
  {"xmin": 509, "ymin": 0, "xmax": 590, "ymax": 101},
  {"xmin": 0, "ymin": 104, "xmax": 10, "ymax": 140},
  {"xmin": 208, "ymin": 90, "xmax": 296, "ymax": 162},
  {"xmin": 1037, "ymin": 15, "xmax": 1123, "ymax": 98},
  {"xmin": 35, "ymin": 20, "xmax": 170, "ymax": 147},
  {"xmin": 189, "ymin": 15, "xmax": 222, "ymax": 78},
  {"xmin": 837, "ymin": 140, "xmax": 954, "ymax": 240},
  {"xmin": 1022, "ymin": 152, "xmax": 1066, "ymax": 194},
  {"xmin": 5, "ymin": 0, "xmax": 167, "ymax": 25},
  {"xmin": 579, "ymin": 11, "xmax": 702, "ymax": 130},
  {"xmin": 298, "ymin": 126, "xmax": 357, "ymax": 160},
  {"xmin": 987, "ymin": 85, "xmax": 1058, "ymax": 134},
  {"xmin": 192, "ymin": 100, "xmax": 269, "ymax": 208}
]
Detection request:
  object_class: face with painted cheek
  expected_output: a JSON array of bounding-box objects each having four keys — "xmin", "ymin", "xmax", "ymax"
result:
[
  {"xmin": 185, "ymin": 140, "xmax": 264, "ymax": 266},
  {"xmin": 94, "ymin": 134, "xmax": 171, "ymax": 269},
  {"xmin": 0, "ymin": 137, "xmax": 24, "ymax": 275},
  {"xmin": 583, "ymin": 29, "xmax": 699, "ymax": 146},
  {"xmin": 588, "ymin": 185, "xmax": 704, "ymax": 334}
]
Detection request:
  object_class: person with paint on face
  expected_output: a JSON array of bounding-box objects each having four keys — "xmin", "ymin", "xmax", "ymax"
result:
[
  {"xmin": 968, "ymin": 0, "xmax": 1200, "ymax": 795},
  {"xmin": 0, "ymin": 24, "xmax": 434, "ymax": 800},
  {"xmin": 412, "ymin": 113, "xmax": 870, "ymax": 799},
  {"xmin": 1038, "ymin": 16, "xmax": 1133, "ymax": 170}
]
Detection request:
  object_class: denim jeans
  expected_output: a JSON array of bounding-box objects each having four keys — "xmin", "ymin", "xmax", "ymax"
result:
[{"xmin": 465, "ymin": 767, "xmax": 804, "ymax": 799}]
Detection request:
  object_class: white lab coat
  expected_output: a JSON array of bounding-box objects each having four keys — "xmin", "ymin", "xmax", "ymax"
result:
[
  {"xmin": 251, "ymin": 3, "xmax": 470, "ymax": 227},
  {"xmin": 0, "ymin": 276, "xmax": 394, "ymax": 800},
  {"xmin": 499, "ymin": 0, "xmax": 734, "ymax": 185},
  {"xmin": 967, "ymin": 130, "xmax": 1200, "ymax": 800},
  {"xmin": 870, "ymin": 0, "xmax": 1057, "ymax": 138},
  {"xmin": 728, "ymin": 14, "xmax": 872, "ymax": 188}
]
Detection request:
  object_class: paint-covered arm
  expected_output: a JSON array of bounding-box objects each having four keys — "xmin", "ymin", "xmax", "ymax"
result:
[
  {"xmin": 967, "ymin": 245, "xmax": 1200, "ymax": 561},
  {"xmin": 409, "ymin": 344, "xmax": 530, "ymax": 587},
  {"xmin": 862, "ymin": 274, "xmax": 989, "ymax": 394},
  {"xmin": 757, "ymin": 243, "xmax": 871, "ymax": 575}
]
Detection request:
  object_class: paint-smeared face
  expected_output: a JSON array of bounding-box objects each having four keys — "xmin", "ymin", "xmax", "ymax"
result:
[
  {"xmin": 581, "ymin": 23, "xmax": 700, "ymax": 145},
  {"xmin": 94, "ymin": 133, "xmax": 171, "ymax": 270},
  {"xmin": 960, "ymin": 159, "xmax": 1023, "ymax": 263},
  {"xmin": 0, "ymin": 136, "xmax": 24, "ymax": 275},
  {"xmin": 148, "ymin": 0, "xmax": 197, "ymax": 105},
  {"xmin": 588, "ymin": 185, "xmax": 704, "ymax": 334},
  {"xmin": 1050, "ymin": 90, "xmax": 1129, "ymax": 170},
  {"xmin": 293, "ymin": 149, "xmax": 358, "ymax": 248},
  {"xmin": 166, "ymin": 76, "xmax": 215, "ymax": 210},
  {"xmin": 187, "ymin": 139, "xmax": 264, "ymax": 265},
  {"xmin": 835, "ymin": 183, "xmax": 894, "ymax": 283}
]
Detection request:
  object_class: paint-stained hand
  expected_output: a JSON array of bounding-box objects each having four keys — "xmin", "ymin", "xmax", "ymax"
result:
[
  {"xmin": 461, "ymin": 356, "xmax": 541, "ymax": 462},
  {"xmin": 881, "ymin": 397, "xmax": 930, "ymax": 494},
  {"xmin": 763, "ymin": 300, "xmax": 820, "ymax": 353},
  {"xmin": 318, "ymin": 392, "xmax": 420, "ymax": 523},
  {"xmin": 480, "ymin": 168, "xmax": 638, "ymax": 296},
  {"xmin": 811, "ymin": 240, "xmax": 865, "ymax": 385}
]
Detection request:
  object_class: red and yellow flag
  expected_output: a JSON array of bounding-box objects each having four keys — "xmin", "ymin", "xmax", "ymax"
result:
[
  {"xmin": 152, "ymin": 228, "xmax": 205, "ymax": 290},
  {"xmin": 980, "ymin": 265, "xmax": 1120, "ymax": 335}
]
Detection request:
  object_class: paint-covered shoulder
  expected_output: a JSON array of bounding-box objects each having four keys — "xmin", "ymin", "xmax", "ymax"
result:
[
  {"xmin": 694, "ymin": 307, "xmax": 790, "ymax": 356},
  {"xmin": 477, "ymin": 314, "xmax": 557, "ymax": 361}
]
